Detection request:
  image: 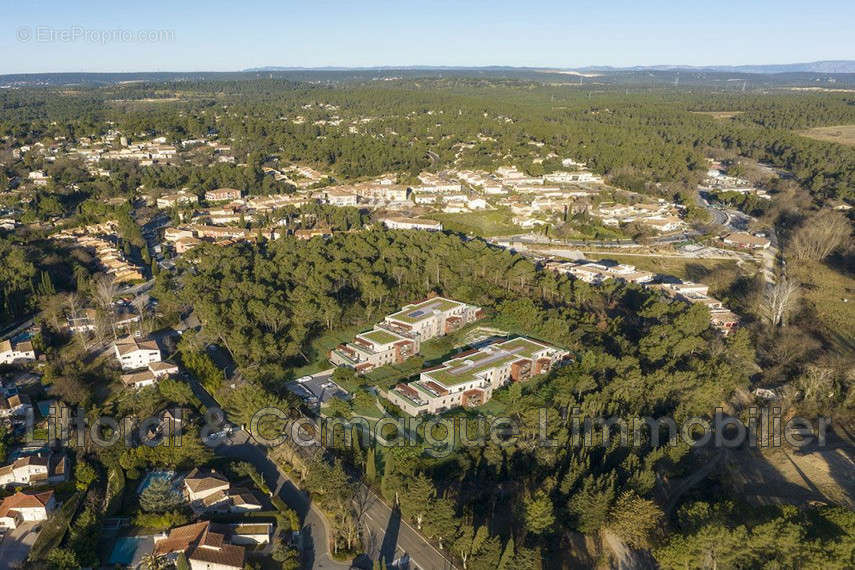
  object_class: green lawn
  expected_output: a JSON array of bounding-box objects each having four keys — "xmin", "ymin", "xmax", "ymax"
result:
[
  {"xmin": 425, "ymin": 208, "xmax": 522, "ymax": 237},
  {"xmin": 291, "ymin": 324, "xmax": 362, "ymax": 377}
]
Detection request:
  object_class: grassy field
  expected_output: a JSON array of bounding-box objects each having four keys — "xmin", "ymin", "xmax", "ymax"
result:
[
  {"xmin": 290, "ymin": 324, "xmax": 362, "ymax": 378},
  {"xmin": 798, "ymin": 124, "xmax": 855, "ymax": 147},
  {"xmin": 790, "ymin": 259, "xmax": 855, "ymax": 352},
  {"xmin": 690, "ymin": 110, "xmax": 744, "ymax": 120},
  {"xmin": 425, "ymin": 208, "xmax": 522, "ymax": 236}
]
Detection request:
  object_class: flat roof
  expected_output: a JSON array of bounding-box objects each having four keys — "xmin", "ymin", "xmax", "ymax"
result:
[
  {"xmin": 424, "ymin": 337, "xmax": 552, "ymax": 387},
  {"xmin": 358, "ymin": 328, "xmax": 404, "ymax": 346},
  {"xmin": 387, "ymin": 297, "xmax": 467, "ymax": 324}
]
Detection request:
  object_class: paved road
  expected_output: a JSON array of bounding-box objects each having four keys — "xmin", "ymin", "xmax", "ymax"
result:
[
  {"xmin": 181, "ymin": 371, "xmax": 349, "ymax": 569},
  {"xmin": 182, "ymin": 365, "xmax": 455, "ymax": 569}
]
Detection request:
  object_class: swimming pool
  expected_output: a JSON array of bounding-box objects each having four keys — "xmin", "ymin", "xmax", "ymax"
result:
[
  {"xmin": 10, "ymin": 331, "xmax": 32, "ymax": 343},
  {"xmin": 136, "ymin": 470, "xmax": 177, "ymax": 495},
  {"xmin": 108, "ymin": 536, "xmax": 150, "ymax": 566}
]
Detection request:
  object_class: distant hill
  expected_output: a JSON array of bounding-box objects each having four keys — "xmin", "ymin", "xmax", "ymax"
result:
[
  {"xmin": 576, "ymin": 60, "xmax": 855, "ymax": 74},
  {"xmin": 3, "ymin": 61, "xmax": 855, "ymax": 88},
  {"xmin": 246, "ymin": 61, "xmax": 855, "ymax": 74}
]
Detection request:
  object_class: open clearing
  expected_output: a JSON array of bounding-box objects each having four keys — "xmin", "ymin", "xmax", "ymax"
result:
[
  {"xmin": 790, "ymin": 259, "xmax": 855, "ymax": 351},
  {"xmin": 798, "ymin": 124, "xmax": 855, "ymax": 146},
  {"xmin": 691, "ymin": 110, "xmax": 744, "ymax": 120},
  {"xmin": 426, "ymin": 208, "xmax": 522, "ymax": 237}
]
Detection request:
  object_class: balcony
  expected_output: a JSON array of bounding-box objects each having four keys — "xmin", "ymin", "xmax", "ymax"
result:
[
  {"xmin": 377, "ymin": 321, "xmax": 417, "ymax": 339},
  {"xmin": 394, "ymin": 383, "xmax": 427, "ymax": 407}
]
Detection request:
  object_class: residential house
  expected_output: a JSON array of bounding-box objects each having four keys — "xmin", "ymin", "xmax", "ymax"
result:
[
  {"xmin": 0, "ymin": 490, "xmax": 55, "ymax": 530},
  {"xmin": 184, "ymin": 469, "xmax": 262, "ymax": 514},
  {"xmin": 153, "ymin": 521, "xmax": 245, "ymax": 570},
  {"xmin": 205, "ymin": 188, "xmax": 241, "ymax": 202},
  {"xmin": 228, "ymin": 523, "xmax": 273, "ymax": 546},
  {"xmin": 121, "ymin": 369, "xmax": 158, "ymax": 389},
  {"xmin": 149, "ymin": 361, "xmax": 179, "ymax": 377},
  {"xmin": 721, "ymin": 232, "xmax": 771, "ymax": 250},
  {"xmin": 184, "ymin": 468, "xmax": 230, "ymax": 504},
  {"xmin": 0, "ymin": 394, "xmax": 33, "ymax": 418},
  {"xmin": 0, "ymin": 453, "xmax": 67, "ymax": 487},
  {"xmin": 113, "ymin": 336, "xmax": 161, "ymax": 371},
  {"xmin": 294, "ymin": 227, "xmax": 333, "ymax": 240},
  {"xmin": 175, "ymin": 236, "xmax": 203, "ymax": 254},
  {"xmin": 0, "ymin": 339, "xmax": 36, "ymax": 365}
]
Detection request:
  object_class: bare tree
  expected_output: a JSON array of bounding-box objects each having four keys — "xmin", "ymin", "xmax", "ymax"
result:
[
  {"xmin": 759, "ymin": 276, "xmax": 800, "ymax": 327},
  {"xmin": 790, "ymin": 210, "xmax": 851, "ymax": 262},
  {"xmin": 65, "ymin": 292, "xmax": 81, "ymax": 322},
  {"xmin": 94, "ymin": 274, "xmax": 117, "ymax": 338},
  {"xmin": 132, "ymin": 294, "xmax": 148, "ymax": 335}
]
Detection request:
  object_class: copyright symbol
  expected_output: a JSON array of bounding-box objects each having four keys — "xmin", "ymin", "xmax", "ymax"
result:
[{"xmin": 17, "ymin": 27, "xmax": 32, "ymax": 42}]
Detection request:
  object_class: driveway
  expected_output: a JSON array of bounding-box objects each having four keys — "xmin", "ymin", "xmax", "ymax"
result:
[{"xmin": 0, "ymin": 522, "xmax": 38, "ymax": 570}]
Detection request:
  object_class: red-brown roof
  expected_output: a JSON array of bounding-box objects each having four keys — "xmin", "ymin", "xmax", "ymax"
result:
[
  {"xmin": 0, "ymin": 490, "xmax": 54, "ymax": 517},
  {"xmin": 154, "ymin": 521, "xmax": 245, "ymax": 569}
]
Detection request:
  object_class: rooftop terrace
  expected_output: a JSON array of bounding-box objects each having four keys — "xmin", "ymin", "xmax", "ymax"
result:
[
  {"xmin": 387, "ymin": 297, "xmax": 467, "ymax": 324},
  {"xmin": 424, "ymin": 337, "xmax": 551, "ymax": 387},
  {"xmin": 358, "ymin": 328, "xmax": 405, "ymax": 346}
]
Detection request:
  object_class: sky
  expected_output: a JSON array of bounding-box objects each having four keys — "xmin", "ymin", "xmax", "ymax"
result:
[{"xmin": 1, "ymin": 0, "xmax": 853, "ymax": 73}]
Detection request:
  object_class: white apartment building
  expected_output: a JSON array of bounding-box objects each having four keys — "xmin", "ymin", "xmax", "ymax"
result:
[
  {"xmin": 383, "ymin": 297, "xmax": 483, "ymax": 342},
  {"xmin": 323, "ymin": 189, "xmax": 359, "ymax": 206},
  {"xmin": 330, "ymin": 326, "xmax": 420, "ymax": 374},
  {"xmin": 157, "ymin": 191, "xmax": 199, "ymax": 209},
  {"xmin": 330, "ymin": 297, "xmax": 483, "ymax": 374},
  {"xmin": 382, "ymin": 217, "xmax": 443, "ymax": 231},
  {"xmin": 387, "ymin": 337, "xmax": 568, "ymax": 415}
]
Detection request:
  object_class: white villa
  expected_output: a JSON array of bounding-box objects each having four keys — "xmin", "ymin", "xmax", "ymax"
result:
[{"xmin": 113, "ymin": 336, "xmax": 161, "ymax": 371}]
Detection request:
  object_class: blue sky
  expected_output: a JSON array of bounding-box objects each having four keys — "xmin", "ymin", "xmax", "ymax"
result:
[{"xmin": 1, "ymin": 0, "xmax": 852, "ymax": 73}]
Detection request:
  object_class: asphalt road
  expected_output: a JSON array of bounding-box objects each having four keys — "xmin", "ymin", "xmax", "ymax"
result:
[{"xmin": 182, "ymin": 366, "xmax": 455, "ymax": 569}]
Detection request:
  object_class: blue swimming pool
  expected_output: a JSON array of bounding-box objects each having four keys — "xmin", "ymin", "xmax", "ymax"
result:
[
  {"xmin": 10, "ymin": 331, "xmax": 32, "ymax": 343},
  {"xmin": 108, "ymin": 536, "xmax": 147, "ymax": 566},
  {"xmin": 136, "ymin": 470, "xmax": 176, "ymax": 495}
]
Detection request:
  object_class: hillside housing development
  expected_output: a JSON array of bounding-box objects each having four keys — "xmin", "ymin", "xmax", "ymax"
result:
[
  {"xmin": 329, "ymin": 297, "xmax": 484, "ymax": 373},
  {"xmin": 386, "ymin": 336, "xmax": 569, "ymax": 415},
  {"xmin": 547, "ymin": 259, "xmax": 741, "ymax": 335}
]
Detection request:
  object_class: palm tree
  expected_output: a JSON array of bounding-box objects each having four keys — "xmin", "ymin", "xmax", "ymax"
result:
[{"xmin": 139, "ymin": 552, "xmax": 163, "ymax": 570}]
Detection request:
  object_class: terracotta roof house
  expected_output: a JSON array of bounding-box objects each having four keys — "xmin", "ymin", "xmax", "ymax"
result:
[
  {"xmin": 205, "ymin": 188, "xmax": 242, "ymax": 202},
  {"xmin": 153, "ymin": 521, "xmax": 245, "ymax": 570},
  {"xmin": 721, "ymin": 231, "xmax": 771, "ymax": 250},
  {"xmin": 184, "ymin": 468, "xmax": 230, "ymax": 503},
  {"xmin": 0, "ymin": 490, "xmax": 55, "ymax": 529}
]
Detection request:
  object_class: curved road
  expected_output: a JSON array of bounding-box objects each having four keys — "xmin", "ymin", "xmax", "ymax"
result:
[
  {"xmin": 183, "ymin": 367, "xmax": 454, "ymax": 569},
  {"xmin": 182, "ymin": 371, "xmax": 350, "ymax": 569}
]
